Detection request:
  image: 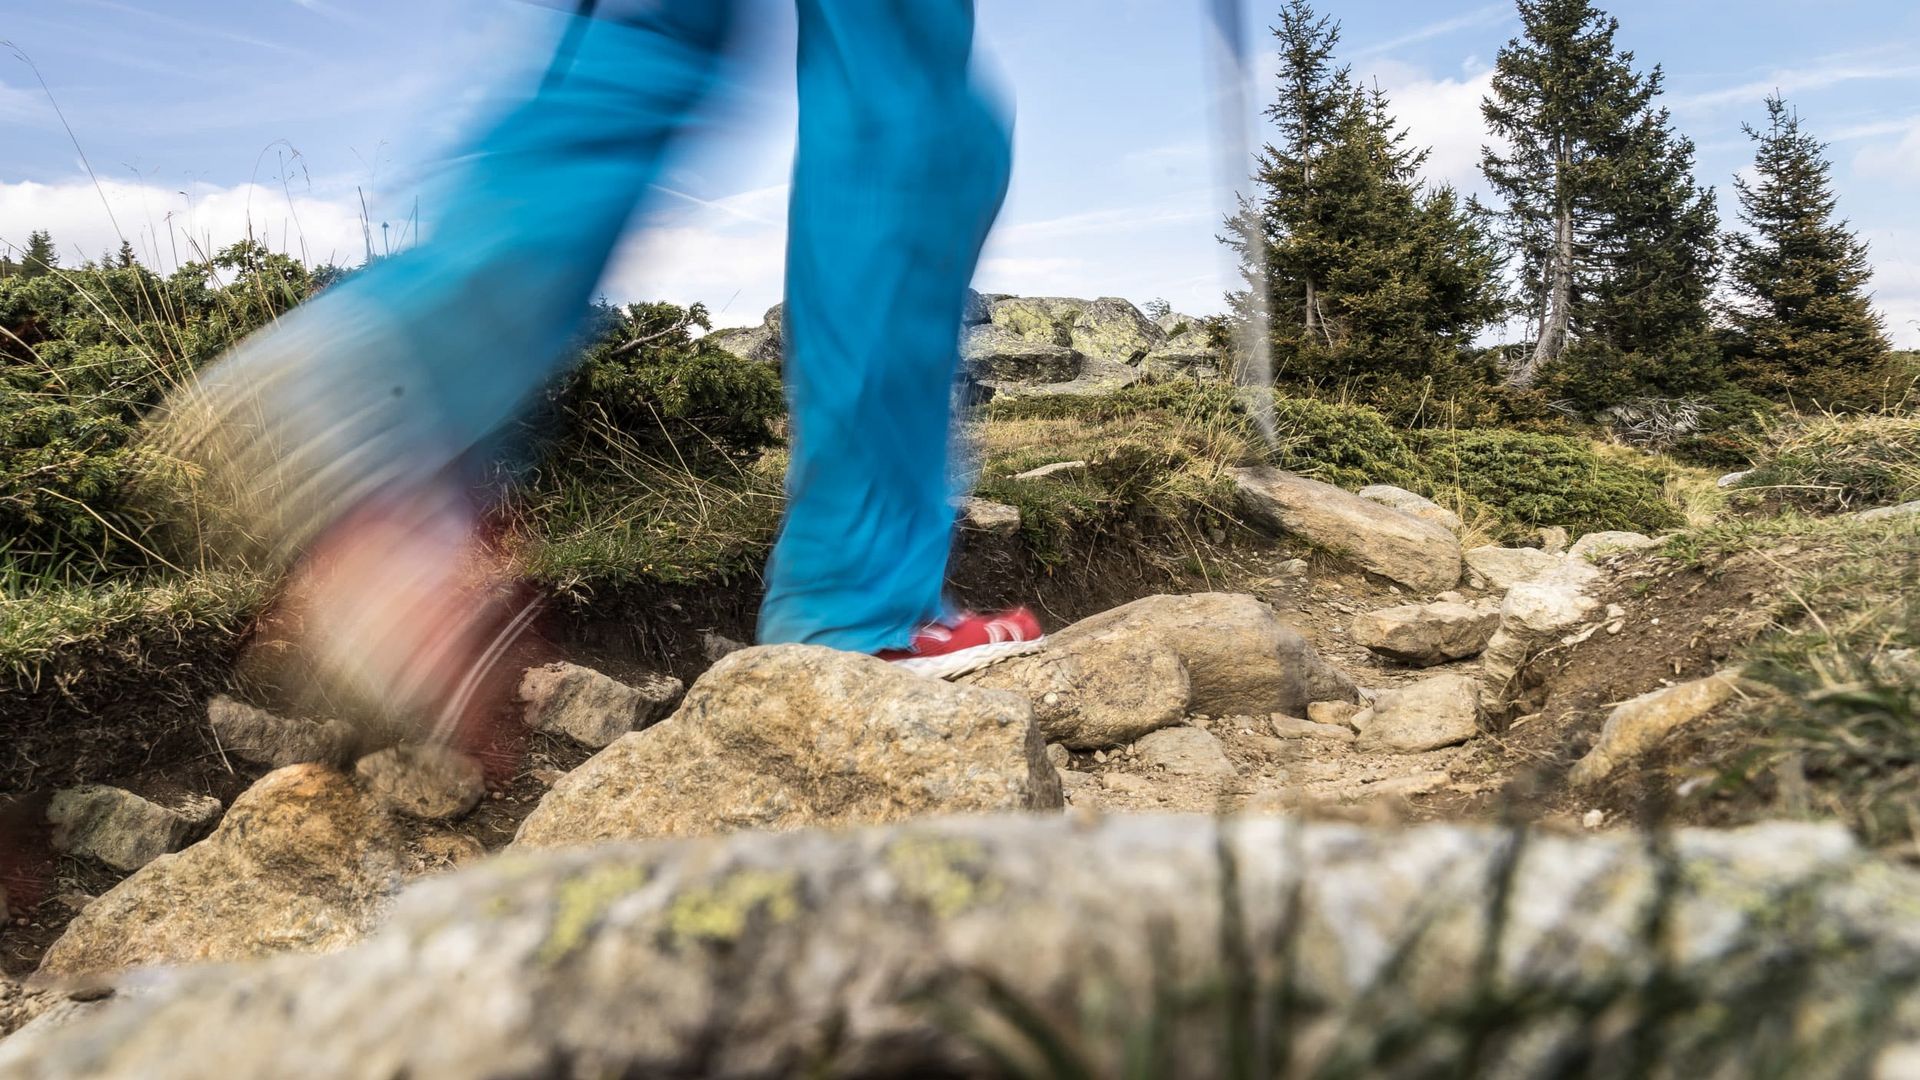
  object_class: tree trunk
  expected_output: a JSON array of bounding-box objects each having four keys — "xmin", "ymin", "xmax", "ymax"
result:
[
  {"xmin": 1516, "ymin": 148, "xmax": 1575, "ymax": 389},
  {"xmin": 12, "ymin": 815, "xmax": 1920, "ymax": 1078}
]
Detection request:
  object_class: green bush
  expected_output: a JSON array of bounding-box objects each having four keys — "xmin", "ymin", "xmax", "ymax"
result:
[{"xmin": 1417, "ymin": 428, "xmax": 1685, "ymax": 535}]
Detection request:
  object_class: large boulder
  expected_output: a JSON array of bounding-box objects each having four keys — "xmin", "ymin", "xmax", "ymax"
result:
[
  {"xmin": 1232, "ymin": 467, "xmax": 1462, "ymax": 593},
  {"xmin": 1356, "ymin": 485, "xmax": 1462, "ymax": 533},
  {"xmin": 37, "ymin": 765, "xmax": 404, "ymax": 976},
  {"xmin": 1352, "ymin": 673, "xmax": 1482, "ymax": 752},
  {"xmin": 512, "ymin": 645, "xmax": 1060, "ymax": 849},
  {"xmin": 987, "ymin": 296, "xmax": 1075, "ymax": 345},
  {"xmin": 45, "ymin": 786, "xmax": 222, "ymax": 873},
  {"xmin": 1464, "ymin": 546, "xmax": 1564, "ymax": 590},
  {"xmin": 961, "ymin": 625, "xmax": 1189, "ymax": 750},
  {"xmin": 1349, "ymin": 601, "xmax": 1500, "ymax": 667},
  {"xmin": 11, "ymin": 817, "xmax": 1917, "ymax": 1078},
  {"xmin": 704, "ymin": 324, "xmax": 780, "ymax": 366},
  {"xmin": 1569, "ymin": 670, "xmax": 1745, "ymax": 787},
  {"xmin": 1050, "ymin": 593, "xmax": 1358, "ymax": 718},
  {"xmin": 961, "ymin": 324, "xmax": 1081, "ymax": 383}
]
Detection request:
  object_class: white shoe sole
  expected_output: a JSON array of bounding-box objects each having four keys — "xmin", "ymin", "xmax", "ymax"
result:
[{"xmin": 892, "ymin": 637, "xmax": 1046, "ymax": 680}]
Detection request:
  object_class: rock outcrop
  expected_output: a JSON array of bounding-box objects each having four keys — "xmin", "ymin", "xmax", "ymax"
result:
[
  {"xmin": 1464, "ymin": 545, "xmax": 1564, "ymax": 590},
  {"xmin": 961, "ymin": 324, "xmax": 1081, "ymax": 382},
  {"xmin": 1570, "ymin": 670, "xmax": 1745, "ymax": 786},
  {"xmin": 9, "ymin": 816, "xmax": 1916, "ymax": 1078},
  {"xmin": 1232, "ymin": 467, "xmax": 1463, "ymax": 592},
  {"xmin": 512, "ymin": 645, "xmax": 1060, "ymax": 849}
]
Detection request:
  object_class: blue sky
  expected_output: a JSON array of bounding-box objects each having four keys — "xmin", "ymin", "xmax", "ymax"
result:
[{"xmin": 2, "ymin": 0, "xmax": 1917, "ymax": 344}]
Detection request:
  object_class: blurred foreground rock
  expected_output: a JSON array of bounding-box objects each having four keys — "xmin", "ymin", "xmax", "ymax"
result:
[{"xmin": 8, "ymin": 816, "xmax": 1920, "ymax": 1078}]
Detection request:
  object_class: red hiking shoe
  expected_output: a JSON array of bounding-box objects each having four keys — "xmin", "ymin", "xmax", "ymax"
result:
[{"xmin": 878, "ymin": 608, "xmax": 1045, "ymax": 679}]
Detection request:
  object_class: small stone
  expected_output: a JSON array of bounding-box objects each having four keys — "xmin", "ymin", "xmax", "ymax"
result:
[
  {"xmin": 1536, "ymin": 526, "xmax": 1570, "ymax": 554},
  {"xmin": 1570, "ymin": 670, "xmax": 1744, "ymax": 786},
  {"xmin": 1093, "ymin": 750, "xmax": 1108, "ymax": 764},
  {"xmin": 1012, "ymin": 460, "xmax": 1089, "ymax": 481},
  {"xmin": 1567, "ymin": 531, "xmax": 1658, "ymax": 562},
  {"xmin": 354, "ymin": 744, "xmax": 486, "ymax": 821},
  {"xmin": 1271, "ymin": 715, "xmax": 1356, "ymax": 742},
  {"xmin": 411, "ymin": 832, "xmax": 487, "ymax": 869},
  {"xmin": 1365, "ymin": 771, "xmax": 1449, "ymax": 799},
  {"xmin": 1435, "ymin": 591, "xmax": 1465, "ymax": 604},
  {"xmin": 701, "ymin": 632, "xmax": 748, "ymax": 664},
  {"xmin": 1132, "ymin": 727, "xmax": 1236, "ymax": 779},
  {"xmin": 1349, "ymin": 601, "xmax": 1500, "ymax": 667},
  {"xmin": 1305, "ymin": 701, "xmax": 1361, "ymax": 727},
  {"xmin": 516, "ymin": 662, "xmax": 684, "ymax": 749},
  {"xmin": 530, "ymin": 768, "xmax": 567, "ymax": 787},
  {"xmin": 1045, "ymin": 744, "xmax": 1071, "ymax": 770},
  {"xmin": 1098, "ymin": 772, "xmax": 1154, "ymax": 796},
  {"xmin": 1582, "ymin": 809, "xmax": 1606, "ymax": 829},
  {"xmin": 957, "ymin": 497, "xmax": 1022, "ymax": 538},
  {"xmin": 1278, "ymin": 558, "xmax": 1310, "ymax": 576}
]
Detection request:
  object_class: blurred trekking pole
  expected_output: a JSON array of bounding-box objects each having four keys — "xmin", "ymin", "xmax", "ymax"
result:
[{"xmin": 1205, "ymin": 0, "xmax": 1276, "ymax": 443}]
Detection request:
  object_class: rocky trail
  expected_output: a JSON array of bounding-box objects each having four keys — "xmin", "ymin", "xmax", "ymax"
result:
[{"xmin": 1, "ymin": 444, "xmax": 1838, "ymax": 1077}]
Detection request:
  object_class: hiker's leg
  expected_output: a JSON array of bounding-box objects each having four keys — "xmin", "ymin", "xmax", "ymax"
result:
[
  {"xmin": 174, "ymin": 4, "xmax": 737, "ymax": 543},
  {"xmin": 757, "ymin": 0, "xmax": 1012, "ymax": 651}
]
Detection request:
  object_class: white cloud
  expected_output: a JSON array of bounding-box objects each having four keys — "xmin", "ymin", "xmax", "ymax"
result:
[
  {"xmin": 1674, "ymin": 59, "xmax": 1920, "ymax": 114},
  {"xmin": 1855, "ymin": 119, "xmax": 1920, "ymax": 185},
  {"xmin": 1368, "ymin": 65, "xmax": 1499, "ymax": 194},
  {"xmin": 0, "ymin": 177, "xmax": 366, "ymax": 271},
  {"xmin": 603, "ymin": 185, "xmax": 790, "ymax": 327},
  {"xmin": 1349, "ymin": 4, "xmax": 1512, "ymax": 62}
]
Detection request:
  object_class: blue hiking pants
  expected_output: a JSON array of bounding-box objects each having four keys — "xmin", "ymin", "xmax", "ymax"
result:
[{"xmin": 255, "ymin": 2, "xmax": 1010, "ymax": 653}]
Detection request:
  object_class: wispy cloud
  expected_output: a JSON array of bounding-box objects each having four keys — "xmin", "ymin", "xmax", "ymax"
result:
[
  {"xmin": 1674, "ymin": 54, "xmax": 1920, "ymax": 113},
  {"xmin": 1349, "ymin": 3, "xmax": 1512, "ymax": 61}
]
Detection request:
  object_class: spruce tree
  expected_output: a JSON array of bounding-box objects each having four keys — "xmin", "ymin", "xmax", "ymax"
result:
[
  {"xmin": 116, "ymin": 240, "xmax": 138, "ymax": 269},
  {"xmin": 1228, "ymin": 1, "xmax": 1502, "ymax": 420},
  {"xmin": 20, "ymin": 230, "xmax": 57, "ymax": 279},
  {"xmin": 1726, "ymin": 95, "xmax": 1890, "ymax": 409}
]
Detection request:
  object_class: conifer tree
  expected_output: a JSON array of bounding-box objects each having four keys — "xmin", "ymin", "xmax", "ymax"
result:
[
  {"xmin": 116, "ymin": 240, "xmax": 138, "ymax": 269},
  {"xmin": 1726, "ymin": 95, "xmax": 1890, "ymax": 408},
  {"xmin": 1227, "ymin": 0, "xmax": 1502, "ymax": 419},
  {"xmin": 1482, "ymin": 0, "xmax": 1718, "ymax": 404},
  {"xmin": 20, "ymin": 230, "xmax": 58, "ymax": 279}
]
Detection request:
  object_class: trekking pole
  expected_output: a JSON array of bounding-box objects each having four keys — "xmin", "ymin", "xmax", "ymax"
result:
[{"xmin": 1203, "ymin": 0, "xmax": 1276, "ymax": 443}]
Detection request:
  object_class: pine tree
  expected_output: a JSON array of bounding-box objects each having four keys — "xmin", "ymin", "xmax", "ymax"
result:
[
  {"xmin": 1227, "ymin": 1, "xmax": 1503, "ymax": 420},
  {"xmin": 1726, "ymin": 95, "xmax": 1890, "ymax": 409},
  {"xmin": 20, "ymin": 230, "xmax": 58, "ymax": 279},
  {"xmin": 115, "ymin": 240, "xmax": 138, "ymax": 269}
]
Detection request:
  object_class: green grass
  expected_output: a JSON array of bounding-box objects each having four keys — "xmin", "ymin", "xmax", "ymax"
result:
[
  {"xmin": 1735, "ymin": 413, "xmax": 1920, "ymax": 514},
  {"xmin": 0, "ymin": 567, "xmax": 268, "ymax": 688}
]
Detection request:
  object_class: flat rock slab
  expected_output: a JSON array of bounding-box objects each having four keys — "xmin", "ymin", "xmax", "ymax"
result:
[
  {"xmin": 513, "ymin": 645, "xmax": 1060, "ymax": 850},
  {"xmin": 206, "ymin": 696, "xmax": 358, "ymax": 769},
  {"xmin": 1131, "ymin": 726, "xmax": 1236, "ymax": 779},
  {"xmin": 1464, "ymin": 546, "xmax": 1564, "ymax": 590},
  {"xmin": 1350, "ymin": 601, "xmax": 1500, "ymax": 667},
  {"xmin": 1356, "ymin": 485, "xmax": 1462, "ymax": 532},
  {"xmin": 1232, "ymin": 467, "xmax": 1461, "ymax": 593},
  {"xmin": 1353, "ymin": 673, "xmax": 1482, "ymax": 753},
  {"xmin": 9, "ymin": 817, "xmax": 1916, "ymax": 1078},
  {"xmin": 956, "ymin": 497, "xmax": 1022, "ymax": 538},
  {"xmin": 1567, "ymin": 531, "xmax": 1659, "ymax": 561},
  {"xmin": 38, "ymin": 765, "xmax": 403, "ymax": 977}
]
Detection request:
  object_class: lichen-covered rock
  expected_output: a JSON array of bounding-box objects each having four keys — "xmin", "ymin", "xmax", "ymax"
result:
[
  {"xmin": 1050, "ymin": 593, "xmax": 1357, "ymax": 718},
  {"xmin": 961, "ymin": 323, "xmax": 1081, "ymax": 382},
  {"xmin": 704, "ymin": 323, "xmax": 780, "ymax": 366},
  {"xmin": 1351, "ymin": 673, "xmax": 1482, "ymax": 752},
  {"xmin": 37, "ymin": 765, "xmax": 403, "ymax": 976},
  {"xmin": 1138, "ymin": 342, "xmax": 1215, "ymax": 376},
  {"xmin": 513, "ymin": 645, "xmax": 1060, "ymax": 850},
  {"xmin": 1349, "ymin": 601, "xmax": 1499, "ymax": 667},
  {"xmin": 11, "ymin": 817, "xmax": 1919, "ymax": 1079},
  {"xmin": 1132, "ymin": 726, "xmax": 1236, "ymax": 779},
  {"xmin": 516, "ymin": 662, "xmax": 683, "ymax": 749},
  {"xmin": 1857, "ymin": 501, "xmax": 1920, "ymax": 521},
  {"xmin": 1065, "ymin": 297, "xmax": 1162, "ymax": 363},
  {"xmin": 1464, "ymin": 545, "xmax": 1564, "ymax": 590},
  {"xmin": 1570, "ymin": 670, "xmax": 1745, "ymax": 786},
  {"xmin": 353, "ymin": 745, "xmax": 485, "ymax": 821},
  {"xmin": 1356, "ymin": 485, "xmax": 1463, "ymax": 532},
  {"xmin": 961, "ymin": 625, "xmax": 1189, "ymax": 749},
  {"xmin": 45, "ymin": 786, "xmax": 222, "ymax": 873},
  {"xmin": 206, "ymin": 696, "xmax": 357, "ymax": 769},
  {"xmin": 1233, "ymin": 467, "xmax": 1462, "ymax": 593}
]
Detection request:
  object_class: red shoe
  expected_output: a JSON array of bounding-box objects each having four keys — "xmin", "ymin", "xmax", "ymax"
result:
[{"xmin": 878, "ymin": 608, "xmax": 1045, "ymax": 679}]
